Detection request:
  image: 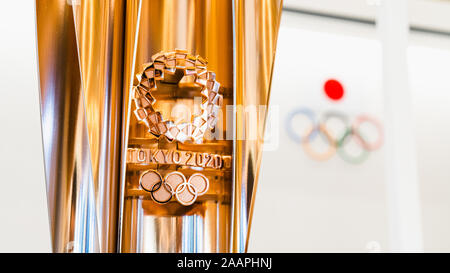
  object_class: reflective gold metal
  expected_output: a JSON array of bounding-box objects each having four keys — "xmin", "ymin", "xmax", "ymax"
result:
[
  {"xmin": 233, "ymin": 0, "xmax": 283, "ymax": 252},
  {"xmin": 72, "ymin": 0, "xmax": 126, "ymax": 253},
  {"xmin": 36, "ymin": 0, "xmax": 282, "ymax": 253},
  {"xmin": 36, "ymin": 0, "xmax": 99, "ymax": 253},
  {"xmin": 120, "ymin": 0, "xmax": 235, "ymax": 253}
]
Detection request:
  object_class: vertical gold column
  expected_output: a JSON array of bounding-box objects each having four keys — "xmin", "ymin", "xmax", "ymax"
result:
[
  {"xmin": 118, "ymin": 0, "xmax": 143, "ymax": 252},
  {"xmin": 38, "ymin": 0, "xmax": 281, "ymax": 253},
  {"xmin": 36, "ymin": 0, "xmax": 99, "ymax": 253},
  {"xmin": 233, "ymin": 0, "xmax": 283, "ymax": 252},
  {"xmin": 119, "ymin": 0, "xmax": 234, "ymax": 253},
  {"xmin": 72, "ymin": 0, "xmax": 127, "ymax": 253}
]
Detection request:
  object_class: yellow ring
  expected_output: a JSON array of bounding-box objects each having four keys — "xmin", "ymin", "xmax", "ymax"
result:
[{"xmin": 301, "ymin": 124, "xmax": 337, "ymax": 161}]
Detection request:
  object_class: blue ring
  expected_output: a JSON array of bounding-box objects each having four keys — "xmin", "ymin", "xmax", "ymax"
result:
[{"xmin": 285, "ymin": 108, "xmax": 318, "ymax": 142}]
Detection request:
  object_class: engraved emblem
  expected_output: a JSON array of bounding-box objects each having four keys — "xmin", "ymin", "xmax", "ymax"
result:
[
  {"xmin": 140, "ymin": 170, "xmax": 209, "ymax": 206},
  {"xmin": 133, "ymin": 49, "xmax": 223, "ymax": 143},
  {"xmin": 133, "ymin": 50, "xmax": 225, "ymax": 206},
  {"xmin": 127, "ymin": 148, "xmax": 231, "ymax": 170}
]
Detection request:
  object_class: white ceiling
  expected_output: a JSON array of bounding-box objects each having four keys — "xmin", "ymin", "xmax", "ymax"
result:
[{"xmin": 284, "ymin": 0, "xmax": 450, "ymax": 34}]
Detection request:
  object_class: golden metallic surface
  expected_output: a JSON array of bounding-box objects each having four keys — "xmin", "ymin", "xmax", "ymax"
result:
[
  {"xmin": 36, "ymin": 0, "xmax": 99, "ymax": 252},
  {"xmin": 117, "ymin": 1, "xmax": 142, "ymax": 252},
  {"xmin": 233, "ymin": 0, "xmax": 283, "ymax": 252},
  {"xmin": 36, "ymin": 0, "xmax": 281, "ymax": 253},
  {"xmin": 120, "ymin": 0, "xmax": 142, "ymax": 171},
  {"xmin": 72, "ymin": 0, "xmax": 126, "ymax": 253},
  {"xmin": 120, "ymin": 0, "xmax": 234, "ymax": 252}
]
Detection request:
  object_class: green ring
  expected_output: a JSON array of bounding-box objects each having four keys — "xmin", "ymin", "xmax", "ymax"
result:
[{"xmin": 336, "ymin": 128, "xmax": 369, "ymax": 164}]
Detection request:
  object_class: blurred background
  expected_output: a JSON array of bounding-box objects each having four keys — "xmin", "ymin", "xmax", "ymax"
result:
[
  {"xmin": 250, "ymin": 0, "xmax": 450, "ymax": 252},
  {"xmin": 1, "ymin": 0, "xmax": 450, "ymax": 252}
]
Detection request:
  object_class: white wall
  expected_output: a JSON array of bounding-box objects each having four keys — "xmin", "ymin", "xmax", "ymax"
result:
[
  {"xmin": 0, "ymin": 1, "xmax": 51, "ymax": 252},
  {"xmin": 250, "ymin": 11, "xmax": 388, "ymax": 252},
  {"xmin": 250, "ymin": 10, "xmax": 450, "ymax": 252},
  {"xmin": 284, "ymin": 0, "xmax": 450, "ymax": 34},
  {"xmin": 409, "ymin": 33, "xmax": 450, "ymax": 252}
]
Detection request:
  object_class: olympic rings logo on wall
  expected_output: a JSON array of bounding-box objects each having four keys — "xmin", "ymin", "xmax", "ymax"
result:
[{"xmin": 286, "ymin": 108, "xmax": 384, "ymax": 164}]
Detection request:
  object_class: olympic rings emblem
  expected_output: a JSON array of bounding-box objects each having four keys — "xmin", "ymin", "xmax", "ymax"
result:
[
  {"xmin": 139, "ymin": 170, "xmax": 209, "ymax": 206},
  {"xmin": 286, "ymin": 108, "xmax": 384, "ymax": 164}
]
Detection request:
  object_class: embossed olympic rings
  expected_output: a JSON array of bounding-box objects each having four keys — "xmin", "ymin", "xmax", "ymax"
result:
[
  {"xmin": 139, "ymin": 170, "xmax": 209, "ymax": 206},
  {"xmin": 286, "ymin": 107, "xmax": 384, "ymax": 164}
]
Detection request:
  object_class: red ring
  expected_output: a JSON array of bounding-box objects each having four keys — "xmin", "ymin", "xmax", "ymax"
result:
[{"xmin": 352, "ymin": 115, "xmax": 384, "ymax": 151}]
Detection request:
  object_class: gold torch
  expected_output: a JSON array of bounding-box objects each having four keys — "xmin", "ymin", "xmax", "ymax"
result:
[{"xmin": 35, "ymin": 0, "xmax": 282, "ymax": 253}]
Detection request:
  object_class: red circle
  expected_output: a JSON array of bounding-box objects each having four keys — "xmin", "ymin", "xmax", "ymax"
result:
[{"xmin": 324, "ymin": 79, "xmax": 344, "ymax": 101}]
